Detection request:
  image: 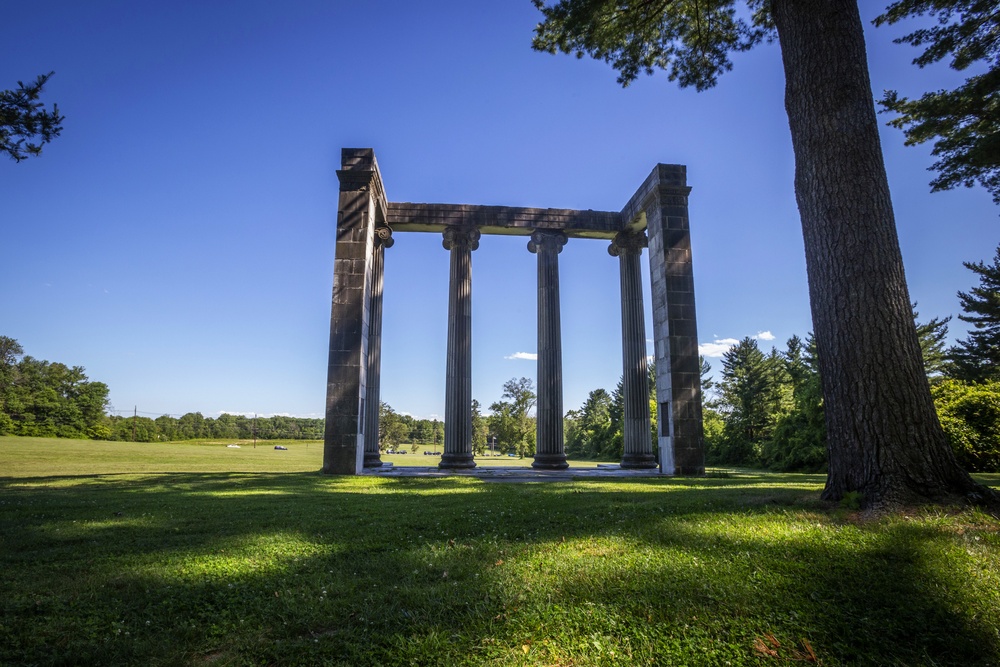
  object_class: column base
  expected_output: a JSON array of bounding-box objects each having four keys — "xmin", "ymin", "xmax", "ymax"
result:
[
  {"xmin": 363, "ymin": 454, "xmax": 384, "ymax": 468},
  {"xmin": 439, "ymin": 453, "xmax": 477, "ymax": 469},
  {"xmin": 620, "ymin": 453, "xmax": 657, "ymax": 469},
  {"xmin": 532, "ymin": 453, "xmax": 569, "ymax": 470}
]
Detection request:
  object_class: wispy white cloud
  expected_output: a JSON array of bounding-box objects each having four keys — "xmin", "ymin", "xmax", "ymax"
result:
[
  {"xmin": 699, "ymin": 330, "xmax": 778, "ymax": 358},
  {"xmin": 505, "ymin": 351, "xmax": 537, "ymax": 361},
  {"xmin": 399, "ymin": 410, "xmax": 444, "ymax": 421},
  {"xmin": 217, "ymin": 410, "xmax": 323, "ymax": 419},
  {"xmin": 698, "ymin": 338, "xmax": 740, "ymax": 358}
]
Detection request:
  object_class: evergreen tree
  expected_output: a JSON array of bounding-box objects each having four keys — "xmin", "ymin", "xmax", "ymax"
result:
[
  {"xmin": 699, "ymin": 355, "xmax": 715, "ymax": 398},
  {"xmin": 714, "ymin": 338, "xmax": 784, "ymax": 465},
  {"xmin": 763, "ymin": 334, "xmax": 827, "ymax": 472},
  {"xmin": 874, "ymin": 0, "xmax": 1000, "ymax": 203},
  {"xmin": 565, "ymin": 388, "xmax": 613, "ymax": 459},
  {"xmin": 607, "ymin": 378, "xmax": 625, "ymax": 461},
  {"xmin": 950, "ymin": 243, "xmax": 1000, "ymax": 382},
  {"xmin": 913, "ymin": 304, "xmax": 952, "ymax": 380}
]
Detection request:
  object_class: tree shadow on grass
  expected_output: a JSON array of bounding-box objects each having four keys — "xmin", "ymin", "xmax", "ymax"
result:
[{"xmin": 1, "ymin": 473, "xmax": 998, "ymax": 665}]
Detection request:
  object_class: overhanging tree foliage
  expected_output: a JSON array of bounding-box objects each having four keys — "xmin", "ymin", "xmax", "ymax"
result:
[
  {"xmin": 874, "ymin": 0, "xmax": 1000, "ymax": 203},
  {"xmin": 1, "ymin": 72, "xmax": 64, "ymax": 162},
  {"xmin": 532, "ymin": 0, "xmax": 996, "ymax": 509}
]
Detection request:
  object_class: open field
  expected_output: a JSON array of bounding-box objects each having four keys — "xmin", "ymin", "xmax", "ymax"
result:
[
  {"xmin": 0, "ymin": 438, "xmax": 608, "ymax": 476},
  {"xmin": 2, "ymin": 436, "xmax": 1000, "ymax": 666}
]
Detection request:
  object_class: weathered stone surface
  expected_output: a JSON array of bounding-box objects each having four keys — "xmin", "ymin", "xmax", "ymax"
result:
[
  {"xmin": 610, "ymin": 230, "xmax": 656, "ymax": 469},
  {"xmin": 363, "ymin": 225, "xmax": 392, "ymax": 468},
  {"xmin": 323, "ymin": 149, "xmax": 386, "ymax": 476},
  {"xmin": 529, "ymin": 230, "xmax": 569, "ymax": 470},
  {"xmin": 389, "ymin": 203, "xmax": 621, "ymax": 239},
  {"xmin": 441, "ymin": 227, "xmax": 480, "ymax": 470},
  {"xmin": 635, "ymin": 165, "xmax": 706, "ymax": 476}
]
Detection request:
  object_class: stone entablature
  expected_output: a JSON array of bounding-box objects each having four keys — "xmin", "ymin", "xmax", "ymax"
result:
[
  {"xmin": 323, "ymin": 148, "xmax": 705, "ymax": 476},
  {"xmin": 389, "ymin": 203, "xmax": 621, "ymax": 239}
]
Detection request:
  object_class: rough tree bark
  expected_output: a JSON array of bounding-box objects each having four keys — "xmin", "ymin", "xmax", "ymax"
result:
[{"xmin": 771, "ymin": 0, "xmax": 996, "ymax": 509}]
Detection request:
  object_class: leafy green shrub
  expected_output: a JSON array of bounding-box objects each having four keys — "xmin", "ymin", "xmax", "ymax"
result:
[{"xmin": 932, "ymin": 379, "xmax": 1000, "ymax": 472}]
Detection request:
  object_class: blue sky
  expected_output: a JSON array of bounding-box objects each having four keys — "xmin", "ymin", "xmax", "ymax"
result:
[{"xmin": 3, "ymin": 1, "xmax": 996, "ymax": 422}]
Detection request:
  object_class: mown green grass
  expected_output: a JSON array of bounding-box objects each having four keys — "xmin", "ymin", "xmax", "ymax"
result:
[
  {"xmin": 0, "ymin": 437, "xmax": 609, "ymax": 475},
  {"xmin": 0, "ymin": 437, "xmax": 324, "ymax": 477},
  {"xmin": 2, "ymin": 436, "xmax": 999, "ymax": 666}
]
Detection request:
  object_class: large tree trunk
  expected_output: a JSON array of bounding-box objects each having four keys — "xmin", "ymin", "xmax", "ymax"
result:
[{"xmin": 771, "ymin": 0, "xmax": 996, "ymax": 509}]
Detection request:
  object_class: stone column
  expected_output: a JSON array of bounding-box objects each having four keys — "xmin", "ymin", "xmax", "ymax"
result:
[
  {"xmin": 362, "ymin": 225, "xmax": 393, "ymax": 468},
  {"xmin": 440, "ymin": 226, "xmax": 480, "ymax": 469},
  {"xmin": 610, "ymin": 230, "xmax": 656, "ymax": 469},
  {"xmin": 529, "ymin": 229, "xmax": 569, "ymax": 470}
]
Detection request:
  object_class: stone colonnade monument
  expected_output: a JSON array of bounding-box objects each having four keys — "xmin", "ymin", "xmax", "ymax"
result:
[{"xmin": 322, "ymin": 148, "xmax": 704, "ymax": 475}]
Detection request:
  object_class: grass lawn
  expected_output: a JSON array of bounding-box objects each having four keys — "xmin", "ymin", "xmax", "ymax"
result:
[
  {"xmin": 2, "ymin": 436, "xmax": 999, "ymax": 666},
  {"xmin": 0, "ymin": 437, "xmax": 606, "ymax": 476}
]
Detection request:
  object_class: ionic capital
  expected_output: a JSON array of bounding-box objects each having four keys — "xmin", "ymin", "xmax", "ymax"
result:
[
  {"xmin": 609, "ymin": 230, "xmax": 648, "ymax": 257},
  {"xmin": 375, "ymin": 223, "xmax": 394, "ymax": 249},
  {"xmin": 442, "ymin": 226, "xmax": 481, "ymax": 251},
  {"xmin": 527, "ymin": 229, "xmax": 568, "ymax": 255}
]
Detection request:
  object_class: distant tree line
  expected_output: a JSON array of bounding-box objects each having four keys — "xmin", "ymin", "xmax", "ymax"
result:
[
  {"xmin": 104, "ymin": 412, "xmax": 325, "ymax": 443},
  {"xmin": 379, "ymin": 379, "xmax": 538, "ymax": 458},
  {"xmin": 0, "ymin": 336, "xmax": 327, "ymax": 443},
  {"xmin": 377, "ymin": 403, "xmax": 447, "ymax": 452}
]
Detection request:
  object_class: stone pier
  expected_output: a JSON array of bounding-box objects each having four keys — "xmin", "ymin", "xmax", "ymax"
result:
[
  {"xmin": 323, "ymin": 149, "xmax": 387, "ymax": 475},
  {"xmin": 610, "ymin": 230, "xmax": 656, "ymax": 469},
  {"xmin": 529, "ymin": 229, "xmax": 569, "ymax": 470},
  {"xmin": 440, "ymin": 226, "xmax": 479, "ymax": 469},
  {"xmin": 622, "ymin": 165, "xmax": 705, "ymax": 475}
]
